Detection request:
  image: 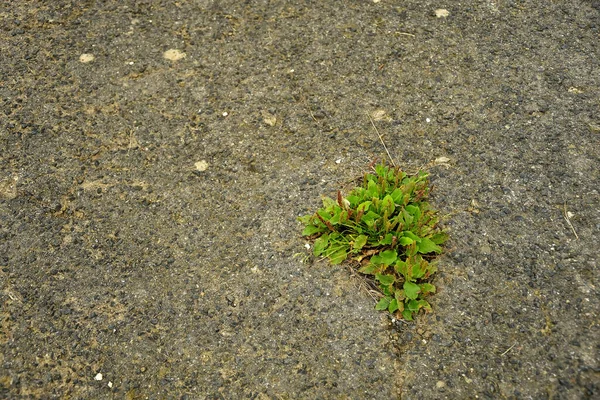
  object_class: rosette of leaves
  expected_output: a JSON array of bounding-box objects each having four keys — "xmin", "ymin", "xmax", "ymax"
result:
[{"xmin": 298, "ymin": 162, "xmax": 447, "ymax": 320}]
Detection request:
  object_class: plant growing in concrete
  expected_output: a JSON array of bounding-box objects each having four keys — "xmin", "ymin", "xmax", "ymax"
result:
[{"xmin": 299, "ymin": 162, "xmax": 447, "ymax": 320}]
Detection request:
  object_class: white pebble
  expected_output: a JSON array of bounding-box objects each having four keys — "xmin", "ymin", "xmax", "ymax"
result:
[
  {"xmin": 79, "ymin": 54, "xmax": 94, "ymax": 63},
  {"xmin": 94, "ymin": 373, "xmax": 103, "ymax": 381},
  {"xmin": 435, "ymin": 9, "xmax": 450, "ymax": 18},
  {"xmin": 163, "ymin": 49, "xmax": 186, "ymax": 61},
  {"xmin": 195, "ymin": 160, "xmax": 209, "ymax": 172}
]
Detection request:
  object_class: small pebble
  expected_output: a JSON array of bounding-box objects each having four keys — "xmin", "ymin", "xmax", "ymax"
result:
[
  {"xmin": 79, "ymin": 54, "xmax": 94, "ymax": 63},
  {"xmin": 163, "ymin": 49, "xmax": 186, "ymax": 61},
  {"xmin": 435, "ymin": 9, "xmax": 450, "ymax": 18},
  {"xmin": 371, "ymin": 109, "xmax": 387, "ymax": 121},
  {"xmin": 94, "ymin": 373, "xmax": 103, "ymax": 381},
  {"xmin": 195, "ymin": 160, "xmax": 209, "ymax": 172}
]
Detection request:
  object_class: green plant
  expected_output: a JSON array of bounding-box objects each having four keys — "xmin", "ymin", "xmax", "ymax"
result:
[{"xmin": 298, "ymin": 161, "xmax": 447, "ymax": 320}]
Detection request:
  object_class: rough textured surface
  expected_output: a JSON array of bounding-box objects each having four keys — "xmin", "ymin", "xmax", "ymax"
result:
[{"xmin": 1, "ymin": 1, "xmax": 598, "ymax": 399}]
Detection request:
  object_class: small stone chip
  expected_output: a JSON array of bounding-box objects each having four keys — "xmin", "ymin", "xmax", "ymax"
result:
[
  {"xmin": 94, "ymin": 373, "xmax": 103, "ymax": 381},
  {"xmin": 261, "ymin": 110, "xmax": 277, "ymax": 126},
  {"xmin": 79, "ymin": 53, "xmax": 95, "ymax": 63},
  {"xmin": 195, "ymin": 160, "xmax": 209, "ymax": 172},
  {"xmin": 568, "ymin": 87, "xmax": 583, "ymax": 94},
  {"xmin": 371, "ymin": 109, "xmax": 388, "ymax": 121},
  {"xmin": 163, "ymin": 49, "xmax": 186, "ymax": 61},
  {"xmin": 435, "ymin": 9, "xmax": 450, "ymax": 18}
]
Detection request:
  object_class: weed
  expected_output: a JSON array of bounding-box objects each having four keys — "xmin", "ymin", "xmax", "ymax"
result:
[{"xmin": 298, "ymin": 161, "xmax": 447, "ymax": 320}]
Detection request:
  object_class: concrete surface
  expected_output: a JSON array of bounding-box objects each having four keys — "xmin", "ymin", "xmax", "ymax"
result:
[{"xmin": 1, "ymin": 1, "xmax": 598, "ymax": 398}]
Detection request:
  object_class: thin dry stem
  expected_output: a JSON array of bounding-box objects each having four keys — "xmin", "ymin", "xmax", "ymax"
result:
[
  {"xmin": 563, "ymin": 202, "xmax": 579, "ymax": 240},
  {"xmin": 501, "ymin": 343, "xmax": 516, "ymax": 356},
  {"xmin": 367, "ymin": 113, "xmax": 396, "ymax": 167}
]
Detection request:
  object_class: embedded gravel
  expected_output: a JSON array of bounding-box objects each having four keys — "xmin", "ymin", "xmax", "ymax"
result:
[{"xmin": 1, "ymin": 1, "xmax": 598, "ymax": 399}]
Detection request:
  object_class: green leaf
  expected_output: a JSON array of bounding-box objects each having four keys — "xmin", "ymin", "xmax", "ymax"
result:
[
  {"xmin": 399, "ymin": 236, "xmax": 414, "ymax": 246},
  {"xmin": 395, "ymin": 290, "xmax": 405, "ymax": 303},
  {"xmin": 401, "ymin": 193, "xmax": 410, "ymax": 206},
  {"xmin": 390, "ymin": 188, "xmax": 403, "ymax": 204},
  {"xmin": 412, "ymin": 261, "xmax": 426, "ymax": 279},
  {"xmin": 379, "ymin": 250, "xmax": 397, "ymax": 265},
  {"xmin": 417, "ymin": 237, "xmax": 442, "ymax": 254},
  {"xmin": 404, "ymin": 281, "xmax": 421, "ymax": 300},
  {"xmin": 370, "ymin": 253, "xmax": 384, "ymax": 265},
  {"xmin": 425, "ymin": 262, "xmax": 438, "ymax": 276},
  {"xmin": 430, "ymin": 232, "xmax": 449, "ymax": 245},
  {"xmin": 387, "ymin": 169, "xmax": 396, "ymax": 182},
  {"xmin": 371, "ymin": 249, "xmax": 396, "ymax": 266},
  {"xmin": 317, "ymin": 209, "xmax": 332, "ymax": 221},
  {"xmin": 405, "ymin": 204, "xmax": 421, "ymax": 221},
  {"xmin": 353, "ymin": 234, "xmax": 368, "ymax": 251},
  {"xmin": 420, "ymin": 283, "xmax": 436, "ymax": 295},
  {"xmin": 405, "ymin": 242, "xmax": 418, "ymax": 257},
  {"xmin": 401, "ymin": 209, "xmax": 414, "ymax": 226},
  {"xmin": 375, "ymin": 297, "xmax": 391, "ymax": 311},
  {"xmin": 367, "ymin": 179, "xmax": 379, "ymax": 198},
  {"xmin": 403, "ymin": 181, "xmax": 416, "ymax": 196},
  {"xmin": 329, "ymin": 210, "xmax": 340, "ymax": 225},
  {"xmin": 332, "ymin": 210, "xmax": 350, "ymax": 225},
  {"xmin": 394, "ymin": 260, "xmax": 409, "ymax": 278},
  {"xmin": 402, "ymin": 309, "xmax": 413, "ymax": 321},
  {"xmin": 387, "ymin": 216, "xmax": 401, "ymax": 232},
  {"xmin": 302, "ymin": 224, "xmax": 324, "ymax": 236},
  {"xmin": 402, "ymin": 231, "xmax": 419, "ymax": 241},
  {"xmin": 297, "ymin": 215, "xmax": 312, "ymax": 224},
  {"xmin": 361, "ymin": 210, "xmax": 380, "ymax": 227},
  {"xmin": 407, "ymin": 299, "xmax": 420, "ymax": 312},
  {"xmin": 388, "ymin": 298, "xmax": 399, "ymax": 313},
  {"xmin": 378, "ymin": 233, "xmax": 393, "ymax": 245},
  {"xmin": 416, "ymin": 299, "xmax": 432, "ymax": 312},
  {"xmin": 381, "ymin": 195, "xmax": 395, "ymax": 215},
  {"xmin": 376, "ymin": 273, "xmax": 396, "ymax": 286},
  {"xmin": 358, "ymin": 262, "xmax": 378, "ymax": 275},
  {"xmin": 346, "ymin": 195, "xmax": 360, "ymax": 208},
  {"xmin": 328, "ymin": 248, "xmax": 347, "ymax": 265},
  {"xmin": 313, "ymin": 233, "xmax": 329, "ymax": 256},
  {"xmin": 381, "ymin": 284, "xmax": 394, "ymax": 296}
]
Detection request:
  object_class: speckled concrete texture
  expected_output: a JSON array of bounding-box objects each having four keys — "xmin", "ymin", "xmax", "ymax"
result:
[{"xmin": 1, "ymin": 1, "xmax": 598, "ymax": 399}]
